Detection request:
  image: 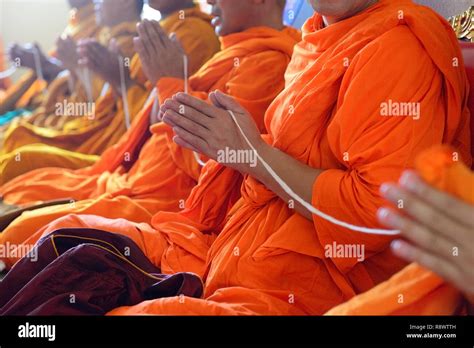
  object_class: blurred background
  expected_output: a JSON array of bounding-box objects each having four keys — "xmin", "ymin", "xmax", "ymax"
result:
[{"xmin": 1, "ymin": 0, "xmax": 472, "ymax": 82}]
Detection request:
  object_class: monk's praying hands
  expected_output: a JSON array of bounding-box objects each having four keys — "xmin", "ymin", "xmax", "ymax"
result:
[
  {"xmin": 77, "ymin": 38, "xmax": 127, "ymax": 92},
  {"xmin": 378, "ymin": 171, "xmax": 474, "ymax": 303},
  {"xmin": 161, "ymin": 91, "xmax": 264, "ymax": 174},
  {"xmin": 134, "ymin": 19, "xmax": 185, "ymax": 86},
  {"xmin": 8, "ymin": 43, "xmax": 60, "ymax": 82},
  {"xmin": 56, "ymin": 35, "xmax": 79, "ymax": 72}
]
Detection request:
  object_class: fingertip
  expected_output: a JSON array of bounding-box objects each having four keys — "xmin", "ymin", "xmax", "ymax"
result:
[
  {"xmin": 379, "ymin": 183, "xmax": 393, "ymax": 196},
  {"xmin": 399, "ymin": 170, "xmax": 420, "ymax": 191},
  {"xmin": 376, "ymin": 207, "xmax": 390, "ymax": 223},
  {"xmin": 390, "ymin": 239, "xmax": 404, "ymax": 253}
]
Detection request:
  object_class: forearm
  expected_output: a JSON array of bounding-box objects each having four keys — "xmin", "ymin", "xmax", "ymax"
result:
[{"xmin": 248, "ymin": 142, "xmax": 323, "ymax": 220}]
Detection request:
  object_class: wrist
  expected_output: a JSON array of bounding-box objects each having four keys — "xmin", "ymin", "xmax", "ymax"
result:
[{"xmin": 243, "ymin": 138, "xmax": 271, "ymax": 178}]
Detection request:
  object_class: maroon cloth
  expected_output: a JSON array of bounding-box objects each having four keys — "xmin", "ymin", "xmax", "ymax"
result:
[{"xmin": 0, "ymin": 228, "xmax": 203, "ymax": 315}]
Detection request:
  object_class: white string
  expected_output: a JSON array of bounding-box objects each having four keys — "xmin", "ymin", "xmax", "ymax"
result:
[
  {"xmin": 183, "ymin": 54, "xmax": 207, "ymax": 167},
  {"xmin": 0, "ymin": 65, "xmax": 16, "ymax": 79},
  {"xmin": 119, "ymin": 55, "xmax": 131, "ymax": 130},
  {"xmin": 226, "ymin": 109, "xmax": 401, "ymax": 236},
  {"xmin": 149, "ymin": 87, "xmax": 159, "ymax": 120},
  {"xmin": 75, "ymin": 67, "xmax": 93, "ymax": 103}
]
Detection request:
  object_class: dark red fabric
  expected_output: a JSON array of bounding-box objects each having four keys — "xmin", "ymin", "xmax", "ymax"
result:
[{"xmin": 0, "ymin": 228, "xmax": 203, "ymax": 315}]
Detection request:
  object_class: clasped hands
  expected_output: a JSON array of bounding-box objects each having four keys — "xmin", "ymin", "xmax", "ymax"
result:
[
  {"xmin": 160, "ymin": 91, "xmax": 265, "ymax": 175},
  {"xmin": 8, "ymin": 43, "xmax": 61, "ymax": 82}
]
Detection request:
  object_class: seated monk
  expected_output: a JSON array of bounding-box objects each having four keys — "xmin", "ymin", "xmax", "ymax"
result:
[
  {"xmin": 326, "ymin": 145, "xmax": 473, "ymax": 315},
  {"xmin": 0, "ymin": 0, "xmax": 298, "ymax": 259},
  {"xmin": 1, "ymin": 0, "xmax": 471, "ymax": 316},
  {"xmin": 0, "ymin": 0, "xmax": 102, "ymax": 119},
  {"xmin": 0, "ymin": 0, "xmax": 146, "ymax": 185}
]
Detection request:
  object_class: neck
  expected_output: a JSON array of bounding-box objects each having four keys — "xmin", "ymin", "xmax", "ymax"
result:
[
  {"xmin": 323, "ymin": 0, "xmax": 378, "ymax": 26},
  {"xmin": 160, "ymin": 1, "xmax": 195, "ymax": 19},
  {"xmin": 244, "ymin": 13, "xmax": 285, "ymax": 32}
]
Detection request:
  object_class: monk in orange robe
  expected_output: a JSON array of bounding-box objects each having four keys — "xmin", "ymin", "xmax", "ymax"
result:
[
  {"xmin": 2, "ymin": 0, "xmax": 471, "ymax": 316},
  {"xmin": 0, "ymin": 0, "xmax": 297, "ymax": 257},
  {"xmin": 0, "ymin": 0, "xmax": 101, "ymax": 117},
  {"xmin": 326, "ymin": 145, "xmax": 473, "ymax": 315}
]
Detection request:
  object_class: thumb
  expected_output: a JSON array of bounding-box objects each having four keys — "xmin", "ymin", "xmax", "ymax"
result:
[
  {"xmin": 169, "ymin": 32, "xmax": 185, "ymax": 54},
  {"xmin": 209, "ymin": 90, "xmax": 246, "ymax": 114}
]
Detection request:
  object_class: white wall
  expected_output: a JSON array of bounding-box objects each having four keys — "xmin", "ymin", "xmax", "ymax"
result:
[{"xmin": 1, "ymin": 0, "xmax": 70, "ymax": 81}]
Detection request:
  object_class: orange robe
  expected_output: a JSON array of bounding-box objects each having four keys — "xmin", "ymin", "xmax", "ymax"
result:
[
  {"xmin": 326, "ymin": 145, "xmax": 473, "ymax": 315},
  {"xmin": 0, "ymin": 26, "xmax": 300, "ymax": 265}
]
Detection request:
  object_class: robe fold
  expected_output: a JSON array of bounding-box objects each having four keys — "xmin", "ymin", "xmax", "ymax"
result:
[
  {"xmin": 325, "ymin": 145, "xmax": 473, "ymax": 315},
  {"xmin": 0, "ymin": 24, "xmax": 300, "ymax": 264},
  {"xmin": 106, "ymin": 0, "xmax": 470, "ymax": 315}
]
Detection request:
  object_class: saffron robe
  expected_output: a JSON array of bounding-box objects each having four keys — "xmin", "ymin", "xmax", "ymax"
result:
[{"xmin": 0, "ymin": 26, "xmax": 300, "ymax": 266}]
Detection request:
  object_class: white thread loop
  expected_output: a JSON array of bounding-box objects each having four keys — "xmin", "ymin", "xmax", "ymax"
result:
[
  {"xmin": 119, "ymin": 55, "xmax": 131, "ymax": 130},
  {"xmin": 226, "ymin": 109, "xmax": 401, "ymax": 236}
]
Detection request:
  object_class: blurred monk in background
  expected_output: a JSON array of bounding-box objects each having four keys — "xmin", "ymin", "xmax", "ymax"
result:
[{"xmin": 0, "ymin": 0, "xmax": 298, "ymax": 259}]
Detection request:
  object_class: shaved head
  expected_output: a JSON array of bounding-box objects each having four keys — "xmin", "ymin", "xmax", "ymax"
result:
[{"xmin": 207, "ymin": 0, "xmax": 285, "ymax": 37}]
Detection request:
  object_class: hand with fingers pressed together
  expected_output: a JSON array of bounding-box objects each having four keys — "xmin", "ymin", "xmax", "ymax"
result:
[
  {"xmin": 56, "ymin": 35, "xmax": 80, "ymax": 72},
  {"xmin": 134, "ymin": 19, "xmax": 185, "ymax": 86},
  {"xmin": 8, "ymin": 43, "xmax": 61, "ymax": 82},
  {"xmin": 378, "ymin": 171, "xmax": 474, "ymax": 303},
  {"xmin": 77, "ymin": 38, "xmax": 130, "ymax": 93},
  {"xmin": 161, "ymin": 91, "xmax": 265, "ymax": 174}
]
